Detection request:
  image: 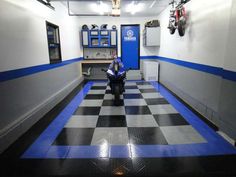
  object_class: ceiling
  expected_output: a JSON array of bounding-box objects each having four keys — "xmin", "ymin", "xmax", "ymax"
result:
[{"xmin": 50, "ymin": 0, "xmax": 170, "ymax": 17}]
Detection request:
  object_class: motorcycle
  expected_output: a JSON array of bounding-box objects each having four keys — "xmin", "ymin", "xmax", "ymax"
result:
[
  {"xmin": 102, "ymin": 59, "xmax": 126, "ymax": 106},
  {"xmin": 168, "ymin": 0, "xmax": 190, "ymax": 37}
]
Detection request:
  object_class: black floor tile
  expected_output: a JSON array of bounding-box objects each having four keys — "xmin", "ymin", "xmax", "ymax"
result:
[
  {"xmin": 145, "ymin": 98, "xmax": 169, "ymax": 105},
  {"xmin": 53, "ymin": 128, "xmax": 94, "ymax": 145},
  {"xmin": 139, "ymin": 89, "xmax": 157, "ymax": 93},
  {"xmin": 123, "ymin": 93, "xmax": 143, "ymax": 99},
  {"xmin": 125, "ymin": 106, "xmax": 151, "ymax": 115},
  {"xmin": 97, "ymin": 115, "xmax": 127, "ymax": 127},
  {"xmin": 124, "ymin": 85, "xmax": 138, "ymax": 89},
  {"xmin": 136, "ymin": 82, "xmax": 151, "ymax": 85},
  {"xmin": 154, "ymin": 113, "xmax": 189, "ymax": 126},
  {"xmin": 2, "ymin": 156, "xmax": 236, "ymax": 177},
  {"xmin": 128, "ymin": 127, "xmax": 168, "ymax": 145},
  {"xmin": 105, "ymin": 89, "xmax": 112, "ymax": 94},
  {"xmin": 58, "ymin": 158, "xmax": 110, "ymax": 176},
  {"xmin": 84, "ymin": 94, "xmax": 104, "ymax": 99},
  {"xmin": 109, "ymin": 158, "xmax": 133, "ymax": 176},
  {"xmin": 91, "ymin": 86, "xmax": 107, "ymax": 90},
  {"xmin": 102, "ymin": 99, "xmax": 124, "ymax": 106},
  {"xmin": 74, "ymin": 107, "xmax": 101, "ymax": 115}
]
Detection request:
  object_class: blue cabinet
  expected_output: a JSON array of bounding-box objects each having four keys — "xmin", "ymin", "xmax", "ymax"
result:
[{"xmin": 82, "ymin": 29, "xmax": 117, "ymax": 48}]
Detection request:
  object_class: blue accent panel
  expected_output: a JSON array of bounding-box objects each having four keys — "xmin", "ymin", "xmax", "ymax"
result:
[
  {"xmin": 22, "ymin": 81, "xmax": 236, "ymax": 159},
  {"xmin": 121, "ymin": 25, "xmax": 139, "ymax": 70},
  {"xmin": 0, "ymin": 57, "xmax": 83, "ymax": 82}
]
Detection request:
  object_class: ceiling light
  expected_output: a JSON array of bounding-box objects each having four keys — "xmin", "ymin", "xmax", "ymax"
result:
[
  {"xmin": 90, "ymin": 1, "xmax": 110, "ymax": 15},
  {"xmin": 126, "ymin": 1, "xmax": 144, "ymax": 15},
  {"xmin": 149, "ymin": 0, "xmax": 157, "ymax": 8},
  {"xmin": 37, "ymin": 0, "xmax": 55, "ymax": 10}
]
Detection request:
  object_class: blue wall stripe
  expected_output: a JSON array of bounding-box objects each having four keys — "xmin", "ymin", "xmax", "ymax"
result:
[
  {"xmin": 1, "ymin": 55, "xmax": 236, "ymax": 83},
  {"xmin": 222, "ymin": 69, "xmax": 236, "ymax": 82},
  {"xmin": 140, "ymin": 56, "xmax": 158, "ymax": 60},
  {"xmin": 140, "ymin": 55, "xmax": 236, "ymax": 82},
  {"xmin": 0, "ymin": 57, "xmax": 83, "ymax": 82},
  {"xmin": 157, "ymin": 56, "xmax": 222, "ymax": 76}
]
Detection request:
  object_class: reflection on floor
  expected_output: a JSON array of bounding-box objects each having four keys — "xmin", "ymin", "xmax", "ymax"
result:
[{"xmin": 1, "ymin": 81, "xmax": 236, "ymax": 177}]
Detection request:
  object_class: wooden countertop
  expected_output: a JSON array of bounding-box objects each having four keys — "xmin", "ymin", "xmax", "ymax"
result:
[{"xmin": 81, "ymin": 59, "xmax": 113, "ymax": 64}]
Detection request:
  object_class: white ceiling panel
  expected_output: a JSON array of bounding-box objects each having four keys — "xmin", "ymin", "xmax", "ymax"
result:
[{"xmin": 51, "ymin": 0, "xmax": 170, "ymax": 17}]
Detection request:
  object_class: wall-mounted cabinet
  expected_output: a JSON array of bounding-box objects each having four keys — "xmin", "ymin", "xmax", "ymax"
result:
[
  {"xmin": 143, "ymin": 27, "xmax": 160, "ymax": 47},
  {"xmin": 81, "ymin": 29, "xmax": 117, "ymax": 48}
]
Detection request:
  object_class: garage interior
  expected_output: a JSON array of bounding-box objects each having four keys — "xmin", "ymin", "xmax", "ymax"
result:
[{"xmin": 0, "ymin": 0, "xmax": 236, "ymax": 177}]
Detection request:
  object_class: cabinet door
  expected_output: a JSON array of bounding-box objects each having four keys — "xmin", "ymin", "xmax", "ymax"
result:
[
  {"xmin": 146, "ymin": 27, "xmax": 160, "ymax": 46},
  {"xmin": 82, "ymin": 31, "xmax": 89, "ymax": 46},
  {"xmin": 110, "ymin": 30, "xmax": 117, "ymax": 46}
]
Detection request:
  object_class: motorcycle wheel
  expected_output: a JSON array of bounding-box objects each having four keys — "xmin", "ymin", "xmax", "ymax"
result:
[
  {"xmin": 114, "ymin": 85, "xmax": 120, "ymax": 106},
  {"xmin": 169, "ymin": 23, "xmax": 176, "ymax": 35},
  {"xmin": 178, "ymin": 20, "xmax": 185, "ymax": 37}
]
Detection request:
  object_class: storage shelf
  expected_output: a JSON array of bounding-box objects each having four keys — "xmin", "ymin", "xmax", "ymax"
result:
[{"xmin": 82, "ymin": 29, "xmax": 117, "ymax": 48}]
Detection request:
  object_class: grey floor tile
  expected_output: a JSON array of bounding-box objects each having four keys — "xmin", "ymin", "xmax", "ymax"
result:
[
  {"xmin": 99, "ymin": 106, "xmax": 126, "ymax": 115},
  {"xmin": 65, "ymin": 116, "xmax": 98, "ymax": 128},
  {"xmin": 125, "ymin": 82, "xmax": 137, "ymax": 86},
  {"xmin": 126, "ymin": 115, "xmax": 158, "ymax": 127},
  {"xmin": 125, "ymin": 89, "xmax": 141, "ymax": 94},
  {"xmin": 93, "ymin": 82, "xmax": 107, "ymax": 86},
  {"xmin": 142, "ymin": 93, "xmax": 163, "ymax": 99},
  {"xmin": 80, "ymin": 100, "xmax": 103, "ymax": 107},
  {"xmin": 137, "ymin": 85, "xmax": 155, "ymax": 89},
  {"xmin": 160, "ymin": 125, "xmax": 207, "ymax": 144},
  {"xmin": 87, "ymin": 90, "xmax": 106, "ymax": 94},
  {"xmin": 148, "ymin": 104, "xmax": 178, "ymax": 114},
  {"xmin": 124, "ymin": 99, "xmax": 147, "ymax": 106},
  {"xmin": 104, "ymin": 94, "xmax": 123, "ymax": 100},
  {"xmin": 91, "ymin": 128, "xmax": 129, "ymax": 145}
]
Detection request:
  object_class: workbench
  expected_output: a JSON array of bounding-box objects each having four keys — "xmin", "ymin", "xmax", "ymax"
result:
[{"xmin": 80, "ymin": 59, "xmax": 113, "ymax": 80}]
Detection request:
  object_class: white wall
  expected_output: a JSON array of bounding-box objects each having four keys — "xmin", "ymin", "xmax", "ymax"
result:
[
  {"xmin": 0, "ymin": 0, "xmax": 82, "ymax": 72},
  {"xmin": 77, "ymin": 16, "xmax": 159, "ymax": 58},
  {"xmin": 223, "ymin": 0, "xmax": 236, "ymax": 72},
  {"xmin": 157, "ymin": 0, "xmax": 232, "ymax": 69}
]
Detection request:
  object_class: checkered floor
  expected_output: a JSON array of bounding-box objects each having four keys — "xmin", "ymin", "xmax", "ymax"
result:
[{"xmin": 53, "ymin": 81, "xmax": 206, "ymax": 146}]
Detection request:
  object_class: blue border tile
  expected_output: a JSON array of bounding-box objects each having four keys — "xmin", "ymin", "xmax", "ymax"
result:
[{"xmin": 22, "ymin": 81, "xmax": 236, "ymax": 159}]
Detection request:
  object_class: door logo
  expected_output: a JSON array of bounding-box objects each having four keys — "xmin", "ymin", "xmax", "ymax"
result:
[{"xmin": 124, "ymin": 30, "xmax": 136, "ymax": 41}]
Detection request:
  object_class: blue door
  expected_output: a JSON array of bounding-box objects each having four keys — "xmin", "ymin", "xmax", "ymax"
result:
[{"xmin": 121, "ymin": 25, "xmax": 140, "ymax": 70}]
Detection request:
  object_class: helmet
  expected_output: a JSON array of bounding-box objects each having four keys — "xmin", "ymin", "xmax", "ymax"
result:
[
  {"xmin": 101, "ymin": 24, "xmax": 108, "ymax": 29},
  {"xmin": 91, "ymin": 24, "xmax": 99, "ymax": 30},
  {"xmin": 82, "ymin": 24, "xmax": 88, "ymax": 30},
  {"xmin": 112, "ymin": 25, "xmax": 117, "ymax": 29}
]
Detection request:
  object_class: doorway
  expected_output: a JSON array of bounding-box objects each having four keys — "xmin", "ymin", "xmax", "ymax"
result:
[{"xmin": 121, "ymin": 24, "xmax": 140, "ymax": 70}]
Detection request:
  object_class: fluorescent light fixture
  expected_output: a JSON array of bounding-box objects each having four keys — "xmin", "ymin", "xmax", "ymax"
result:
[
  {"xmin": 90, "ymin": 1, "xmax": 110, "ymax": 15},
  {"xmin": 37, "ymin": 0, "xmax": 55, "ymax": 10},
  {"xmin": 126, "ymin": 1, "xmax": 144, "ymax": 15},
  {"xmin": 149, "ymin": 0, "xmax": 157, "ymax": 8}
]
